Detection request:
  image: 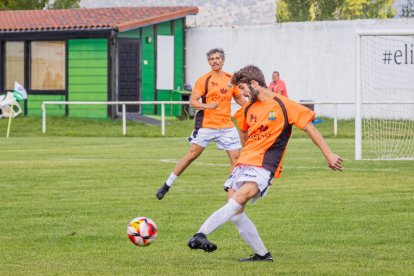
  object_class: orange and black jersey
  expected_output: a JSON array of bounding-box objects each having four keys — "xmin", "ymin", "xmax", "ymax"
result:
[
  {"xmin": 192, "ymin": 71, "xmax": 241, "ymax": 129},
  {"xmin": 234, "ymin": 95, "xmax": 315, "ymax": 178}
]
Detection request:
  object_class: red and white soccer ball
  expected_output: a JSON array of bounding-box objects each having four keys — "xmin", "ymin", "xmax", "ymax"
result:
[{"xmin": 127, "ymin": 216, "xmax": 158, "ymax": 246}]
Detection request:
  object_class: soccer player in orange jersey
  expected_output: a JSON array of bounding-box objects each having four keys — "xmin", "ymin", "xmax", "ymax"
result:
[
  {"xmin": 156, "ymin": 48, "xmax": 246, "ymax": 200},
  {"xmin": 188, "ymin": 65, "xmax": 343, "ymax": 262}
]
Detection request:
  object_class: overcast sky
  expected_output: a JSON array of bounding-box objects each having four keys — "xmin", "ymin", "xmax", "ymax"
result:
[{"xmin": 393, "ymin": 0, "xmax": 402, "ymax": 15}]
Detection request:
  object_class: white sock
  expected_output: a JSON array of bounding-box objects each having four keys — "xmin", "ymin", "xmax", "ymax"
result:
[
  {"xmin": 231, "ymin": 212, "xmax": 268, "ymax": 256},
  {"xmin": 165, "ymin": 173, "xmax": 177, "ymax": 187},
  {"xmin": 197, "ymin": 198, "xmax": 242, "ymax": 235}
]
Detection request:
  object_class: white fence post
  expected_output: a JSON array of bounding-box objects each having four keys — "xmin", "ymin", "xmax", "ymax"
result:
[
  {"xmin": 355, "ymin": 33, "xmax": 362, "ymax": 160},
  {"xmin": 334, "ymin": 103, "xmax": 338, "ymax": 136},
  {"xmin": 122, "ymin": 104, "xmax": 126, "ymax": 136},
  {"xmin": 42, "ymin": 103, "xmax": 46, "ymax": 134},
  {"xmin": 161, "ymin": 103, "xmax": 165, "ymax": 136}
]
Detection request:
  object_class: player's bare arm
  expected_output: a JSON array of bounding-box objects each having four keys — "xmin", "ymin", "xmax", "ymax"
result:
[
  {"xmin": 238, "ymin": 129, "xmax": 248, "ymax": 147},
  {"xmin": 303, "ymin": 122, "xmax": 343, "ymax": 171},
  {"xmin": 189, "ymin": 92, "xmax": 218, "ymax": 110}
]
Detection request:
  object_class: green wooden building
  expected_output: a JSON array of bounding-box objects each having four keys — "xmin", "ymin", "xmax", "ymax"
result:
[{"xmin": 0, "ymin": 6, "xmax": 198, "ymax": 118}]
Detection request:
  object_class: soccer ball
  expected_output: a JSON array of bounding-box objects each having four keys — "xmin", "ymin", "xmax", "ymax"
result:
[{"xmin": 127, "ymin": 216, "xmax": 158, "ymax": 246}]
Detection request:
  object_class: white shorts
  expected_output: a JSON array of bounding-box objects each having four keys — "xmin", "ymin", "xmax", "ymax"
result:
[
  {"xmin": 188, "ymin": 127, "xmax": 242, "ymax": 150},
  {"xmin": 224, "ymin": 165, "xmax": 274, "ymax": 203}
]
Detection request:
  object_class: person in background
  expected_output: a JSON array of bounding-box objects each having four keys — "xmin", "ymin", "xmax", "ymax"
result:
[
  {"xmin": 268, "ymin": 71, "xmax": 288, "ymax": 98},
  {"xmin": 155, "ymin": 48, "xmax": 246, "ymax": 200}
]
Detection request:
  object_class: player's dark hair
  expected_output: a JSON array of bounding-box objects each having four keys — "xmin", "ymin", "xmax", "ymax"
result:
[
  {"xmin": 206, "ymin": 48, "xmax": 225, "ymax": 61},
  {"xmin": 231, "ymin": 65, "xmax": 267, "ymax": 87}
]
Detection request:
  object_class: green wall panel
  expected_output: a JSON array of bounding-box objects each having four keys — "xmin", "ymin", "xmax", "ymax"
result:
[
  {"xmin": 157, "ymin": 90, "xmax": 174, "ymax": 116},
  {"xmin": 27, "ymin": 95, "xmax": 66, "ymax": 117},
  {"xmin": 69, "ymin": 59, "xmax": 107, "ymax": 68},
  {"xmin": 69, "ymin": 68, "xmax": 107, "ymax": 76},
  {"xmin": 68, "ymin": 107, "xmax": 107, "ymax": 118},
  {"xmin": 141, "ymin": 69, "xmax": 155, "ymax": 85},
  {"xmin": 69, "ymin": 76, "xmax": 107, "ymax": 85},
  {"xmin": 157, "ymin": 21, "xmax": 171, "ymax": 35},
  {"xmin": 68, "ymin": 38, "xmax": 108, "ymax": 118},
  {"xmin": 68, "ymin": 84, "xmax": 108, "ymax": 93},
  {"xmin": 141, "ymin": 86, "xmax": 155, "ymax": 100},
  {"xmin": 69, "ymin": 51, "xmax": 107, "ymax": 60},
  {"xmin": 141, "ymin": 26, "xmax": 155, "ymax": 115},
  {"xmin": 68, "ymin": 39, "xmax": 107, "ymax": 51},
  {"xmin": 70, "ymin": 92, "xmax": 107, "ymax": 101},
  {"xmin": 118, "ymin": 29, "xmax": 140, "ymax": 39}
]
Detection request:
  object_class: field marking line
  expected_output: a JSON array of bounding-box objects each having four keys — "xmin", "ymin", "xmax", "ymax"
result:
[
  {"xmin": 159, "ymin": 159, "xmax": 399, "ymax": 172},
  {"xmin": 160, "ymin": 159, "xmax": 228, "ymax": 167}
]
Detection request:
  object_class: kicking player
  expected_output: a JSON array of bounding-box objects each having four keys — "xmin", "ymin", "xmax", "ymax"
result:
[
  {"xmin": 156, "ymin": 48, "xmax": 246, "ymax": 200},
  {"xmin": 187, "ymin": 65, "xmax": 343, "ymax": 261}
]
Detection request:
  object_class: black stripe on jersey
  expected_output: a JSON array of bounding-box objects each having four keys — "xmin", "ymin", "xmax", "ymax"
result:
[
  {"xmin": 262, "ymin": 97, "xmax": 292, "ymax": 175},
  {"xmin": 194, "ymin": 75, "xmax": 212, "ymax": 129},
  {"xmin": 224, "ymin": 72, "xmax": 232, "ymax": 78},
  {"xmin": 244, "ymin": 101, "xmax": 255, "ymax": 119}
]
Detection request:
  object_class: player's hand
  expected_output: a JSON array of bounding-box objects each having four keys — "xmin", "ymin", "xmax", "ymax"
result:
[
  {"xmin": 327, "ymin": 153, "xmax": 343, "ymax": 171},
  {"xmin": 205, "ymin": 102, "xmax": 218, "ymax": 109}
]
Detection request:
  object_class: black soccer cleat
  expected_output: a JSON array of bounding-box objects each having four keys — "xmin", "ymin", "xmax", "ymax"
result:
[
  {"xmin": 156, "ymin": 183, "xmax": 170, "ymax": 200},
  {"xmin": 187, "ymin": 233, "xmax": 217, "ymax": 252},
  {"xmin": 239, "ymin": 252, "xmax": 274, "ymax": 262}
]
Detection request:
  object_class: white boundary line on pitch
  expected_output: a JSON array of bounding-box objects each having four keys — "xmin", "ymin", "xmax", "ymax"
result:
[
  {"xmin": 160, "ymin": 159, "xmax": 228, "ymax": 167},
  {"xmin": 159, "ymin": 159, "xmax": 399, "ymax": 172}
]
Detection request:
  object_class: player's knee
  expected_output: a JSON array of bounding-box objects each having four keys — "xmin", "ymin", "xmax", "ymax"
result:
[
  {"xmin": 232, "ymin": 193, "xmax": 250, "ymax": 206},
  {"xmin": 185, "ymin": 147, "xmax": 202, "ymax": 160},
  {"xmin": 232, "ymin": 183, "xmax": 259, "ymax": 205},
  {"xmin": 187, "ymin": 151, "xmax": 201, "ymax": 161}
]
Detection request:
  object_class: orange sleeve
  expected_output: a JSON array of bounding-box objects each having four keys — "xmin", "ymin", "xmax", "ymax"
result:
[
  {"xmin": 232, "ymin": 84, "xmax": 241, "ymax": 97},
  {"xmin": 283, "ymin": 98, "xmax": 315, "ymax": 129},
  {"xmin": 192, "ymin": 76, "xmax": 206, "ymax": 96},
  {"xmin": 234, "ymin": 104, "xmax": 249, "ymax": 131}
]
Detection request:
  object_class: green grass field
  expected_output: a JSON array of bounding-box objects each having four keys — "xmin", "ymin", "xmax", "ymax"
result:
[{"xmin": 0, "ymin": 117, "xmax": 413, "ymax": 275}]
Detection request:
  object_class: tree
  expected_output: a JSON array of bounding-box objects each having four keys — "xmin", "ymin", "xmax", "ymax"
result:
[
  {"xmin": 401, "ymin": 0, "xmax": 414, "ymax": 17},
  {"xmin": 51, "ymin": 0, "xmax": 80, "ymax": 9},
  {"xmin": 276, "ymin": 0, "xmax": 312, "ymax": 22},
  {"xmin": 276, "ymin": 0, "xmax": 396, "ymax": 22},
  {"xmin": 340, "ymin": 0, "xmax": 396, "ymax": 19},
  {"xmin": 309, "ymin": 0, "xmax": 345, "ymax": 21},
  {"xmin": 0, "ymin": 0, "xmax": 80, "ymax": 10},
  {"xmin": 276, "ymin": 0, "xmax": 291, "ymax": 22}
]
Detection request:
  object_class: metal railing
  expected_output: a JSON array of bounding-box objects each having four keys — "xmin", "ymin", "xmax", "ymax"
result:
[
  {"xmin": 42, "ymin": 101, "xmax": 190, "ymax": 136},
  {"xmin": 41, "ymin": 100, "xmax": 355, "ymax": 136},
  {"xmin": 298, "ymin": 101, "xmax": 355, "ymax": 136}
]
